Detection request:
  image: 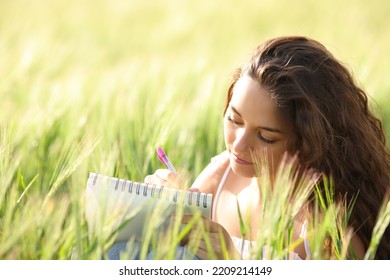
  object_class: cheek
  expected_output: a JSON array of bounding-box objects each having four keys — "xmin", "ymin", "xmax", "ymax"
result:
[
  {"xmin": 223, "ymin": 123, "xmax": 235, "ymax": 147},
  {"xmin": 253, "ymin": 146, "xmax": 287, "ymax": 177},
  {"xmin": 267, "ymin": 146, "xmax": 281, "ymax": 161}
]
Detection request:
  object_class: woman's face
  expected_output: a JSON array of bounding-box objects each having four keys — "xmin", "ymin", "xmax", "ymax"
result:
[{"xmin": 224, "ymin": 75, "xmax": 290, "ymax": 178}]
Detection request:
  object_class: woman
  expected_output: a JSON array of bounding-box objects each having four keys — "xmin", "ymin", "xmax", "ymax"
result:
[{"xmin": 142, "ymin": 36, "xmax": 389, "ymax": 259}]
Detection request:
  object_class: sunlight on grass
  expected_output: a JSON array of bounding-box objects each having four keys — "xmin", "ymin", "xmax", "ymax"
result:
[{"xmin": 0, "ymin": 0, "xmax": 389, "ymax": 259}]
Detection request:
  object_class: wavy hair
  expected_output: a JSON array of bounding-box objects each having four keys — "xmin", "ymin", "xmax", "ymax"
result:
[{"xmin": 224, "ymin": 36, "xmax": 390, "ymax": 259}]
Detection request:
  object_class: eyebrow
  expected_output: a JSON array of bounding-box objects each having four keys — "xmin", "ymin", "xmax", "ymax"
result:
[{"xmin": 230, "ymin": 106, "xmax": 283, "ymax": 134}]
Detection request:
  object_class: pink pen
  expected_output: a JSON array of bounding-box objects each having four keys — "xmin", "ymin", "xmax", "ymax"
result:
[{"xmin": 157, "ymin": 147, "xmax": 177, "ymax": 172}]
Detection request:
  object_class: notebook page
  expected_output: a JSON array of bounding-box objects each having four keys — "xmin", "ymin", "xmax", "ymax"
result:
[{"xmin": 85, "ymin": 172, "xmax": 212, "ymax": 242}]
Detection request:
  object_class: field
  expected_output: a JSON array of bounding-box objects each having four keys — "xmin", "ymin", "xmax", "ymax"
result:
[{"xmin": 0, "ymin": 0, "xmax": 389, "ymax": 259}]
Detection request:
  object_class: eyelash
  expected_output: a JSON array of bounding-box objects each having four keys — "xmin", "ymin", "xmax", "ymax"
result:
[
  {"xmin": 226, "ymin": 116, "xmax": 241, "ymax": 126},
  {"xmin": 226, "ymin": 116, "xmax": 276, "ymax": 144}
]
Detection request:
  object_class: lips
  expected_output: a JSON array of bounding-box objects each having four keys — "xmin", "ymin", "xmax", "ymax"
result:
[{"xmin": 231, "ymin": 153, "xmax": 253, "ymax": 165}]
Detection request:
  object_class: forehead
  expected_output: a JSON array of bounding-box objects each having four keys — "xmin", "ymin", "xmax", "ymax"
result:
[{"xmin": 231, "ymin": 76, "xmax": 277, "ymax": 117}]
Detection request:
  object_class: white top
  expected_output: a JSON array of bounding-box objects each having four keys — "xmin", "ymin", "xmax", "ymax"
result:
[{"xmin": 210, "ymin": 155, "xmax": 310, "ymax": 260}]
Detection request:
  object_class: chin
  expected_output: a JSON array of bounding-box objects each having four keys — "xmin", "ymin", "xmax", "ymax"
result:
[{"xmin": 230, "ymin": 160, "xmax": 257, "ymax": 178}]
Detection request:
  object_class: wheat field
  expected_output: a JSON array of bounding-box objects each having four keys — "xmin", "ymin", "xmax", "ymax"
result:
[{"xmin": 0, "ymin": 0, "xmax": 389, "ymax": 259}]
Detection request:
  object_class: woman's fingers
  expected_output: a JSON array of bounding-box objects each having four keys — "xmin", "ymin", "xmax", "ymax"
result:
[
  {"xmin": 143, "ymin": 174, "xmax": 160, "ymax": 185},
  {"xmin": 182, "ymin": 231, "xmax": 232, "ymax": 260},
  {"xmin": 179, "ymin": 216, "xmax": 239, "ymax": 259},
  {"xmin": 144, "ymin": 169, "xmax": 184, "ymax": 188},
  {"xmin": 190, "ymin": 239, "xmax": 215, "ymax": 260},
  {"xmin": 181, "ymin": 215, "xmax": 220, "ymax": 233}
]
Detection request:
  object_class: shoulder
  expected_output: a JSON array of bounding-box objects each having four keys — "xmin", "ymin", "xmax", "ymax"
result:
[
  {"xmin": 210, "ymin": 150, "xmax": 230, "ymax": 164},
  {"xmin": 293, "ymin": 212, "xmax": 366, "ymax": 259},
  {"xmin": 191, "ymin": 151, "xmax": 230, "ymax": 195}
]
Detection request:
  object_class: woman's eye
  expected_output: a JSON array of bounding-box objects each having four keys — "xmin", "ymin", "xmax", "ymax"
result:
[
  {"xmin": 258, "ymin": 134, "xmax": 276, "ymax": 144},
  {"xmin": 227, "ymin": 114, "xmax": 276, "ymax": 144},
  {"xmin": 227, "ymin": 116, "xmax": 241, "ymax": 125}
]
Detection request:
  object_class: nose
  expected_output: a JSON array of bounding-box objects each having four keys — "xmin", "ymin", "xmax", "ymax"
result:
[{"xmin": 232, "ymin": 128, "xmax": 252, "ymax": 155}]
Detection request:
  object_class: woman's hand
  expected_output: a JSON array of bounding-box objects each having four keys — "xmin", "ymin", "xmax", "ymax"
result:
[
  {"xmin": 144, "ymin": 169, "xmax": 187, "ymax": 189},
  {"xmin": 180, "ymin": 215, "xmax": 241, "ymax": 260}
]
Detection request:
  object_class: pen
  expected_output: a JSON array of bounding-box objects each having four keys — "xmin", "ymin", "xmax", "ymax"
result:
[{"xmin": 156, "ymin": 147, "xmax": 177, "ymax": 173}]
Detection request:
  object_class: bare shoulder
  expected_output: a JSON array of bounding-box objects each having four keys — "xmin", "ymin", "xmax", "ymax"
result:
[
  {"xmin": 292, "ymin": 211, "xmax": 366, "ymax": 259},
  {"xmin": 191, "ymin": 151, "xmax": 230, "ymax": 196}
]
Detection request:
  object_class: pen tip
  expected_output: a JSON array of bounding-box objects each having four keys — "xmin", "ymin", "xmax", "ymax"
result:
[{"xmin": 156, "ymin": 147, "xmax": 165, "ymax": 158}]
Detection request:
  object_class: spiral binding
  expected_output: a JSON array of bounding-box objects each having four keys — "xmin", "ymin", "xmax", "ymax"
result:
[{"xmin": 91, "ymin": 173, "xmax": 209, "ymax": 208}]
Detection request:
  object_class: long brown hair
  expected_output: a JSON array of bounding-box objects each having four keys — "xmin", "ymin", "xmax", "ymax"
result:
[{"xmin": 225, "ymin": 36, "xmax": 390, "ymax": 259}]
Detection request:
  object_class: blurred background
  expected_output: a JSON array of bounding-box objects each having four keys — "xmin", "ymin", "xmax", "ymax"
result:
[
  {"xmin": 0, "ymin": 0, "xmax": 389, "ymax": 259},
  {"xmin": 1, "ymin": 0, "xmax": 389, "ymax": 137}
]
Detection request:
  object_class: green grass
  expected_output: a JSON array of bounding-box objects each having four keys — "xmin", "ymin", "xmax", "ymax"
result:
[{"xmin": 0, "ymin": 0, "xmax": 389, "ymax": 259}]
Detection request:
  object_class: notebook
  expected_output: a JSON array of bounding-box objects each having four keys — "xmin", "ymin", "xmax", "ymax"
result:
[{"xmin": 84, "ymin": 172, "xmax": 213, "ymax": 242}]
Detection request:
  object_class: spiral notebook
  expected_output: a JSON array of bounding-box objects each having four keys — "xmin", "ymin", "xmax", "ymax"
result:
[{"xmin": 85, "ymin": 172, "xmax": 213, "ymax": 242}]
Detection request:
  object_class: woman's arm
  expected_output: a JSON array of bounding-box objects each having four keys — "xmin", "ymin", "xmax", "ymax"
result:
[
  {"xmin": 191, "ymin": 150, "xmax": 230, "ymax": 196},
  {"xmin": 180, "ymin": 215, "xmax": 241, "ymax": 260}
]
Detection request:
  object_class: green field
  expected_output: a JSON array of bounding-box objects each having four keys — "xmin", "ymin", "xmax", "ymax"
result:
[{"xmin": 0, "ymin": 0, "xmax": 389, "ymax": 259}]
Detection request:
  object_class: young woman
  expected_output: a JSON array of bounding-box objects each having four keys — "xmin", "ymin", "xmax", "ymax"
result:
[{"xmin": 140, "ymin": 36, "xmax": 389, "ymax": 260}]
